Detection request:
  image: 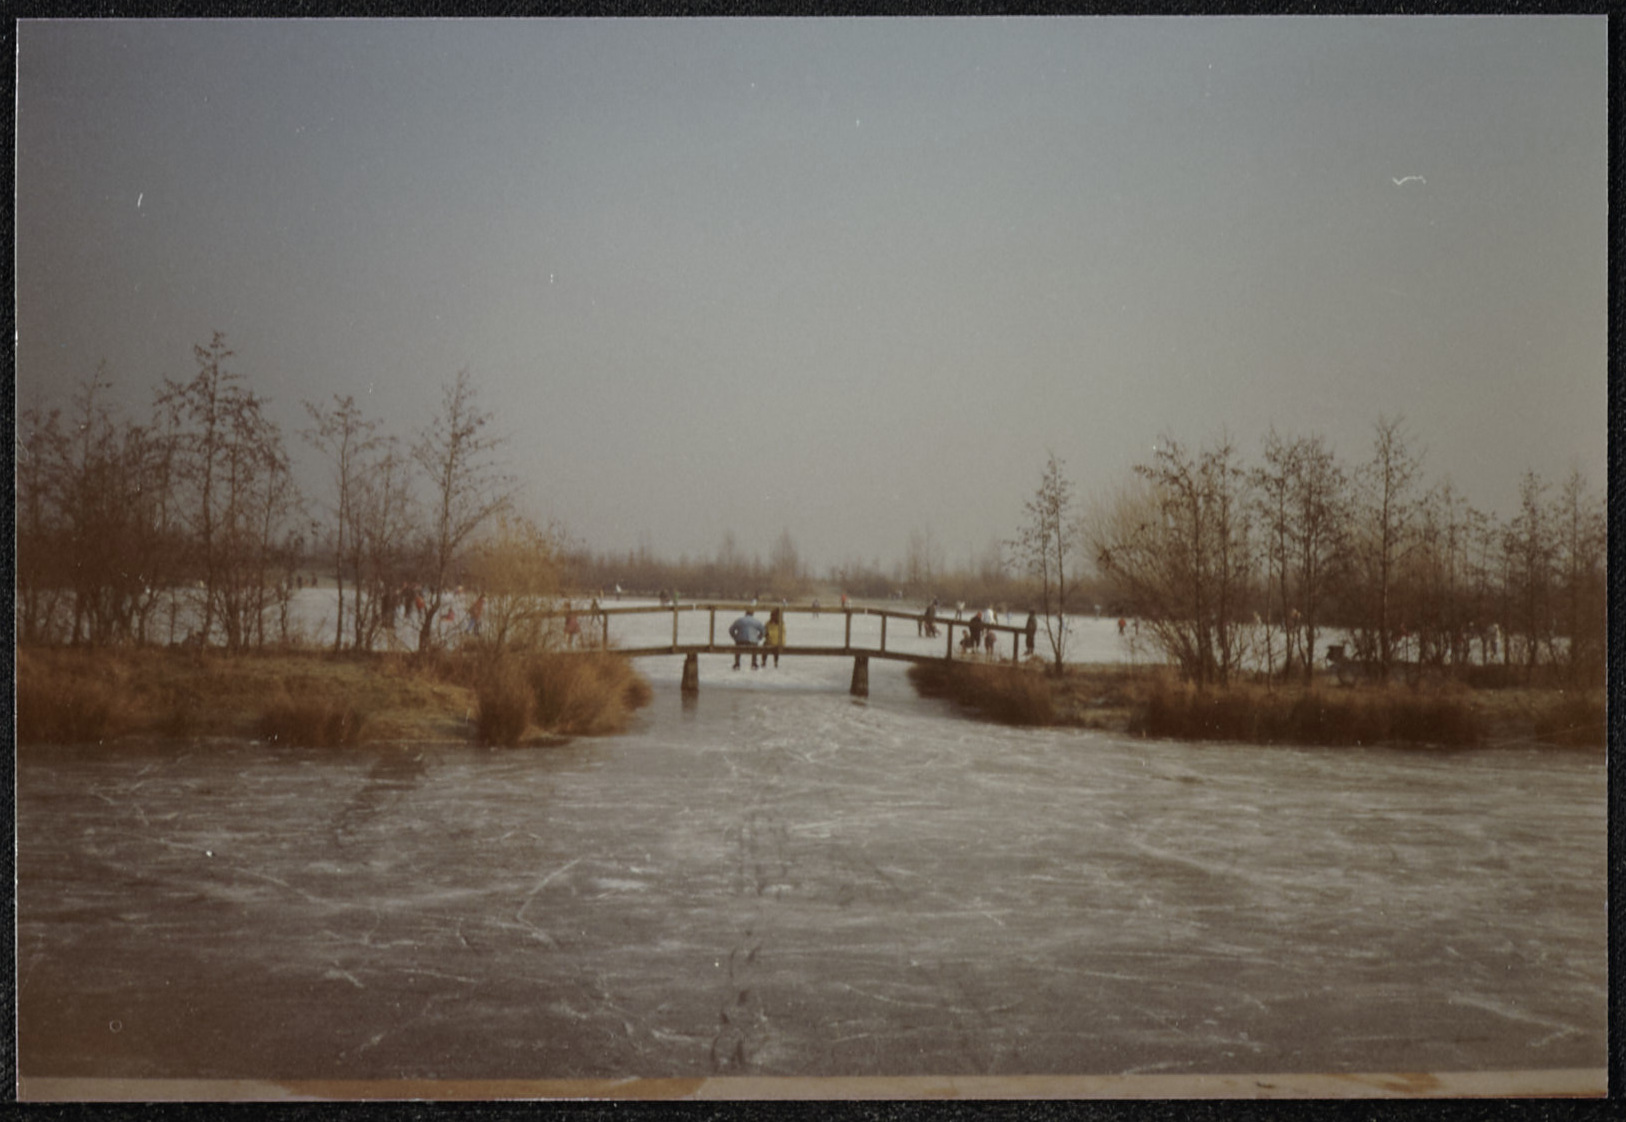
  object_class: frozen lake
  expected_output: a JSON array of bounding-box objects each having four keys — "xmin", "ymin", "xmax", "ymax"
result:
[{"xmin": 15, "ymin": 630, "xmax": 1606, "ymax": 1086}]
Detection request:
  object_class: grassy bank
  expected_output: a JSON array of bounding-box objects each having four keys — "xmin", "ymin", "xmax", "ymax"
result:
[
  {"xmin": 908, "ymin": 659, "xmax": 1605, "ymax": 749},
  {"xmin": 15, "ymin": 645, "xmax": 652, "ymax": 747}
]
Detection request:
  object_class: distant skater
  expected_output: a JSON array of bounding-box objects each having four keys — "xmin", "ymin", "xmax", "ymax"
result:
[
  {"xmin": 968, "ymin": 611, "xmax": 984, "ymax": 657},
  {"xmin": 984, "ymin": 617, "xmax": 996, "ymax": 658},
  {"xmin": 1025, "ymin": 611, "xmax": 1037, "ymax": 656},
  {"xmin": 564, "ymin": 602, "xmax": 581, "ymax": 648},
  {"xmin": 729, "ymin": 609, "xmax": 766, "ymax": 670}
]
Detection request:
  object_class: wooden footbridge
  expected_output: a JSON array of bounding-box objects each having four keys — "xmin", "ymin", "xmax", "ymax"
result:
[{"xmin": 557, "ymin": 601, "xmax": 1031, "ymax": 697}]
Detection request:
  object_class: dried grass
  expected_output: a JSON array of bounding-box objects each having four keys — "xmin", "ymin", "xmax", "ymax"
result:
[
  {"xmin": 475, "ymin": 663, "xmax": 533, "ymax": 746},
  {"xmin": 907, "ymin": 661, "xmax": 1056, "ymax": 726},
  {"xmin": 257, "ymin": 698, "xmax": 368, "ymax": 747},
  {"xmin": 16, "ymin": 670, "xmax": 140, "ymax": 744},
  {"xmin": 527, "ymin": 651, "xmax": 652, "ymax": 736},
  {"xmin": 1131, "ymin": 677, "xmax": 1484, "ymax": 747},
  {"xmin": 464, "ymin": 650, "xmax": 653, "ymax": 744},
  {"xmin": 1531, "ymin": 691, "xmax": 1607, "ymax": 747}
]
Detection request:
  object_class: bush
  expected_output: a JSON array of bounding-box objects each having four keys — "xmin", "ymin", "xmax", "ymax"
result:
[
  {"xmin": 475, "ymin": 664, "xmax": 533, "ymax": 746},
  {"xmin": 466, "ymin": 651, "xmax": 653, "ymax": 743},
  {"xmin": 907, "ymin": 661, "xmax": 1055, "ymax": 726},
  {"xmin": 16, "ymin": 672, "xmax": 139, "ymax": 744},
  {"xmin": 529, "ymin": 652, "xmax": 652, "ymax": 736},
  {"xmin": 1532, "ymin": 691, "xmax": 1606, "ymax": 747},
  {"xmin": 257, "ymin": 699, "xmax": 368, "ymax": 747},
  {"xmin": 1130, "ymin": 678, "xmax": 1483, "ymax": 748}
]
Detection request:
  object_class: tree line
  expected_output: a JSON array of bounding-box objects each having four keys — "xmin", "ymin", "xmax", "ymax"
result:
[
  {"xmin": 1015, "ymin": 417, "xmax": 1604, "ymax": 687},
  {"xmin": 560, "ymin": 527, "xmax": 1042, "ymax": 610},
  {"xmin": 17, "ymin": 333, "xmax": 525, "ymax": 654}
]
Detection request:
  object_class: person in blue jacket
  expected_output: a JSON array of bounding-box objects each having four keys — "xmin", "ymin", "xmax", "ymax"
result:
[{"xmin": 729, "ymin": 609, "xmax": 766, "ymax": 670}]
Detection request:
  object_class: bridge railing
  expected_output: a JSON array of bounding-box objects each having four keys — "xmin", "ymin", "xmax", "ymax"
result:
[{"xmin": 549, "ymin": 601, "xmax": 1031, "ymax": 662}]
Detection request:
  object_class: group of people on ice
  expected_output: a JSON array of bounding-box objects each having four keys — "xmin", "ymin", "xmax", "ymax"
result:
[{"xmin": 389, "ymin": 584, "xmax": 486, "ymax": 639}]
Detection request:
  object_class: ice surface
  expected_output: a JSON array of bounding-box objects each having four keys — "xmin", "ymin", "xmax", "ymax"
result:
[{"xmin": 16, "ymin": 652, "xmax": 1606, "ymax": 1082}]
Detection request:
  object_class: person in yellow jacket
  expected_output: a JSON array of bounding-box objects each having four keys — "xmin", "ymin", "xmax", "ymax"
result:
[{"xmin": 764, "ymin": 607, "xmax": 786, "ymax": 668}]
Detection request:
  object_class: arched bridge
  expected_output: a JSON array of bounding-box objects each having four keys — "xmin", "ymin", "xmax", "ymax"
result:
[{"xmin": 556, "ymin": 601, "xmax": 1031, "ymax": 697}]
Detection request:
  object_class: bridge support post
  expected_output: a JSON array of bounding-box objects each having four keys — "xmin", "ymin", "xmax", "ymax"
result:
[
  {"xmin": 681, "ymin": 652, "xmax": 699, "ymax": 696},
  {"xmin": 850, "ymin": 655, "xmax": 869, "ymax": 698}
]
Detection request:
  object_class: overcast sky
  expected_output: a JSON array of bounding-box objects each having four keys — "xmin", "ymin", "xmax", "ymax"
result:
[{"xmin": 16, "ymin": 17, "xmax": 1606, "ymax": 572}]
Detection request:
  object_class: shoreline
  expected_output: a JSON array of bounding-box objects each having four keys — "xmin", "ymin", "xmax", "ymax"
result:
[{"xmin": 14, "ymin": 644, "xmax": 1604, "ymax": 751}]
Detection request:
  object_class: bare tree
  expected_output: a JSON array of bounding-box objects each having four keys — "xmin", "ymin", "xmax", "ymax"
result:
[
  {"xmin": 411, "ymin": 370, "xmax": 513, "ymax": 653},
  {"xmin": 464, "ymin": 514, "xmax": 564, "ymax": 657},
  {"xmin": 904, "ymin": 526, "xmax": 944, "ymax": 593},
  {"xmin": 1351, "ymin": 415, "xmax": 1424, "ymax": 678},
  {"xmin": 1252, "ymin": 430, "xmax": 1299, "ymax": 680},
  {"xmin": 303, "ymin": 394, "xmax": 384, "ymax": 652},
  {"xmin": 16, "ymin": 403, "xmax": 69, "ymax": 643},
  {"xmin": 1008, "ymin": 452, "xmax": 1078, "ymax": 673},
  {"xmin": 1092, "ymin": 435, "xmax": 1253, "ymax": 686},
  {"xmin": 1283, "ymin": 435, "xmax": 1347, "ymax": 685},
  {"xmin": 769, "ymin": 528, "xmax": 803, "ymax": 595},
  {"xmin": 1503, "ymin": 470, "xmax": 1556, "ymax": 676},
  {"xmin": 157, "ymin": 333, "xmax": 245, "ymax": 645},
  {"xmin": 353, "ymin": 438, "xmax": 417, "ymax": 651},
  {"xmin": 1551, "ymin": 468, "xmax": 1605, "ymax": 685}
]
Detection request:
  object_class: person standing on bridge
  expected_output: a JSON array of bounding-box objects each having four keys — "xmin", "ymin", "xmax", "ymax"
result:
[
  {"xmin": 765, "ymin": 607, "xmax": 785, "ymax": 668},
  {"xmin": 729, "ymin": 609, "xmax": 766, "ymax": 670}
]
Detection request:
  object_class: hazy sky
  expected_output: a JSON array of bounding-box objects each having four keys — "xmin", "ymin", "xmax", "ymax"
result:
[{"xmin": 16, "ymin": 17, "xmax": 1606, "ymax": 572}]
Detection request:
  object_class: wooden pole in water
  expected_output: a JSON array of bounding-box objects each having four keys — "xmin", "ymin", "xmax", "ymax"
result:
[
  {"xmin": 880, "ymin": 614, "xmax": 887, "ymax": 652},
  {"xmin": 709, "ymin": 608, "xmax": 716, "ymax": 650},
  {"xmin": 672, "ymin": 604, "xmax": 679, "ymax": 649},
  {"xmin": 946, "ymin": 622, "xmax": 955, "ymax": 660},
  {"xmin": 850, "ymin": 655, "xmax": 869, "ymax": 697}
]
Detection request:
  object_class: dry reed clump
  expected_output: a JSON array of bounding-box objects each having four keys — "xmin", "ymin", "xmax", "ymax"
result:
[
  {"xmin": 1130, "ymin": 677, "xmax": 1483, "ymax": 747},
  {"xmin": 1531, "ymin": 691, "xmax": 1606, "ymax": 747},
  {"xmin": 16, "ymin": 660, "xmax": 140, "ymax": 744},
  {"xmin": 475, "ymin": 663, "xmax": 533, "ymax": 746},
  {"xmin": 257, "ymin": 698, "xmax": 368, "ymax": 747},
  {"xmin": 907, "ymin": 661, "xmax": 1056, "ymax": 726},
  {"xmin": 469, "ymin": 651, "xmax": 653, "ymax": 745},
  {"xmin": 14, "ymin": 646, "xmax": 191, "ymax": 743},
  {"xmin": 528, "ymin": 652, "xmax": 653, "ymax": 737}
]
